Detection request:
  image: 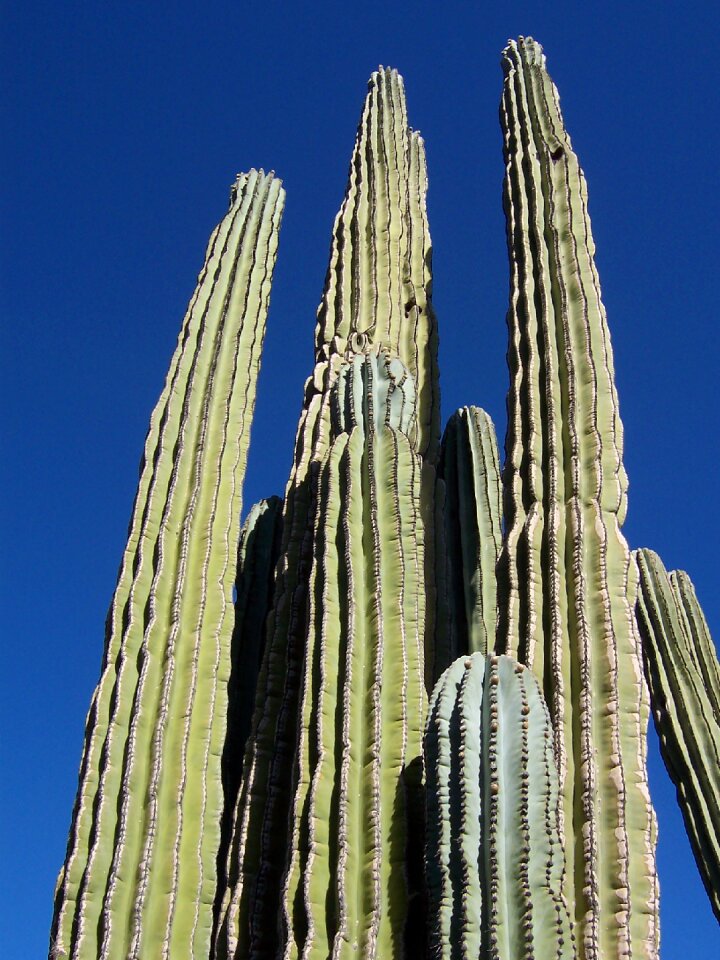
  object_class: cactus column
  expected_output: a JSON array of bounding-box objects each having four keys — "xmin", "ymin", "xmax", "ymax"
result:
[
  {"xmin": 50, "ymin": 171, "xmax": 284, "ymax": 960},
  {"xmin": 635, "ymin": 549, "xmax": 720, "ymax": 922},
  {"xmin": 215, "ymin": 69, "xmax": 440, "ymax": 959},
  {"xmin": 496, "ymin": 39, "xmax": 658, "ymax": 958}
]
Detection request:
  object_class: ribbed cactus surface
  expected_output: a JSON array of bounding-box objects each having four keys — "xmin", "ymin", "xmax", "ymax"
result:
[
  {"xmin": 215, "ymin": 68, "xmax": 439, "ymax": 960},
  {"xmin": 50, "ymin": 170, "xmax": 284, "ymax": 960},
  {"xmin": 434, "ymin": 406, "xmax": 502, "ymax": 678},
  {"xmin": 496, "ymin": 38, "xmax": 658, "ymax": 957},
  {"xmin": 635, "ymin": 549, "xmax": 720, "ymax": 921},
  {"xmin": 425, "ymin": 652, "xmax": 575, "ymax": 960}
]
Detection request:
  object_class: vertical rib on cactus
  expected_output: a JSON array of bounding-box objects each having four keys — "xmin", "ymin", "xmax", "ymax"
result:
[
  {"xmin": 434, "ymin": 407, "xmax": 502, "ymax": 678},
  {"xmin": 496, "ymin": 38, "xmax": 658, "ymax": 957},
  {"xmin": 50, "ymin": 170, "xmax": 284, "ymax": 960},
  {"xmin": 215, "ymin": 69, "xmax": 438, "ymax": 960},
  {"xmin": 425, "ymin": 652, "xmax": 575, "ymax": 960},
  {"xmin": 635, "ymin": 549, "xmax": 720, "ymax": 921}
]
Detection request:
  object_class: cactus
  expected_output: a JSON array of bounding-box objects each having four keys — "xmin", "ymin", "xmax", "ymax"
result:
[
  {"xmin": 635, "ymin": 549, "xmax": 720, "ymax": 922},
  {"xmin": 496, "ymin": 38, "xmax": 659, "ymax": 957},
  {"xmin": 434, "ymin": 406, "xmax": 502, "ymax": 678},
  {"xmin": 50, "ymin": 170, "xmax": 285, "ymax": 960},
  {"xmin": 54, "ymin": 37, "xmax": 720, "ymax": 960},
  {"xmin": 216, "ymin": 495, "xmax": 284, "ymax": 923},
  {"xmin": 425, "ymin": 652, "xmax": 575, "ymax": 959},
  {"xmin": 215, "ymin": 67, "xmax": 439, "ymax": 960}
]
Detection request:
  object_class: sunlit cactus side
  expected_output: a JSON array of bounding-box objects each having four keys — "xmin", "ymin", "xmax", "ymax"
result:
[
  {"xmin": 425, "ymin": 652, "xmax": 575, "ymax": 960},
  {"xmin": 496, "ymin": 38, "xmax": 658, "ymax": 957},
  {"xmin": 214, "ymin": 68, "xmax": 439, "ymax": 960},
  {"xmin": 434, "ymin": 406, "xmax": 502, "ymax": 679},
  {"xmin": 635, "ymin": 549, "xmax": 720, "ymax": 922},
  {"xmin": 49, "ymin": 171, "xmax": 284, "ymax": 960}
]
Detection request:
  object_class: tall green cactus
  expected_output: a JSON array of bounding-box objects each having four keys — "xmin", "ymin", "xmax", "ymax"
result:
[
  {"xmin": 53, "ymin": 37, "xmax": 720, "ymax": 960},
  {"xmin": 215, "ymin": 67, "xmax": 439, "ymax": 960},
  {"xmin": 50, "ymin": 170, "xmax": 284, "ymax": 960},
  {"xmin": 635, "ymin": 549, "xmax": 720, "ymax": 922},
  {"xmin": 425, "ymin": 652, "xmax": 575, "ymax": 960},
  {"xmin": 496, "ymin": 38, "xmax": 658, "ymax": 957},
  {"xmin": 434, "ymin": 406, "xmax": 502, "ymax": 678}
]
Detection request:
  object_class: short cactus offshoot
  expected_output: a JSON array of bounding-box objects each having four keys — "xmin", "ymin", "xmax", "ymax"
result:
[
  {"xmin": 52, "ymin": 37, "xmax": 719, "ymax": 960},
  {"xmin": 424, "ymin": 652, "xmax": 575, "ymax": 960}
]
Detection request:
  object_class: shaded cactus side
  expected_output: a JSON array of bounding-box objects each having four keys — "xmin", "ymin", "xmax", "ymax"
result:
[
  {"xmin": 425, "ymin": 652, "xmax": 575, "ymax": 960},
  {"xmin": 496, "ymin": 37, "xmax": 658, "ymax": 958},
  {"xmin": 214, "ymin": 495, "xmax": 284, "ymax": 932},
  {"xmin": 50, "ymin": 172, "xmax": 285, "ymax": 960},
  {"xmin": 433, "ymin": 407, "xmax": 502, "ymax": 681},
  {"xmin": 635, "ymin": 548, "xmax": 720, "ymax": 922}
]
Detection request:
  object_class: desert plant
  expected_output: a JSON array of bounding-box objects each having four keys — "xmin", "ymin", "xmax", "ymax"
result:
[
  {"xmin": 50, "ymin": 171, "xmax": 284, "ymax": 960},
  {"xmin": 51, "ymin": 36, "xmax": 719, "ymax": 960},
  {"xmin": 635, "ymin": 549, "xmax": 720, "ymax": 922}
]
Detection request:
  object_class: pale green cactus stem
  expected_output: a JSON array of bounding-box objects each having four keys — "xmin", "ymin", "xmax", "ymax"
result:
[
  {"xmin": 635, "ymin": 548, "xmax": 720, "ymax": 921},
  {"xmin": 215, "ymin": 69, "xmax": 439, "ymax": 959},
  {"xmin": 49, "ymin": 170, "xmax": 284, "ymax": 960},
  {"xmin": 425, "ymin": 652, "xmax": 575, "ymax": 960},
  {"xmin": 496, "ymin": 38, "xmax": 658, "ymax": 957},
  {"xmin": 434, "ymin": 406, "xmax": 502, "ymax": 678}
]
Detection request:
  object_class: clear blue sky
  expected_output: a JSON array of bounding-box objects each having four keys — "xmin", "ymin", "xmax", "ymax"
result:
[{"xmin": 2, "ymin": 3, "xmax": 718, "ymax": 955}]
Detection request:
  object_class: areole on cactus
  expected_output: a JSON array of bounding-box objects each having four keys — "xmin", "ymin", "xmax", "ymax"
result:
[{"xmin": 51, "ymin": 35, "xmax": 719, "ymax": 960}]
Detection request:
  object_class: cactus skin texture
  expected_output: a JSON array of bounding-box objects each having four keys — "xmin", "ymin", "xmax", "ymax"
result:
[
  {"xmin": 425, "ymin": 652, "xmax": 575, "ymax": 960},
  {"xmin": 214, "ymin": 68, "xmax": 439, "ymax": 960},
  {"xmin": 434, "ymin": 406, "xmax": 502, "ymax": 679},
  {"xmin": 496, "ymin": 38, "xmax": 659, "ymax": 957},
  {"xmin": 50, "ymin": 170, "xmax": 284, "ymax": 960},
  {"xmin": 635, "ymin": 549, "xmax": 720, "ymax": 921}
]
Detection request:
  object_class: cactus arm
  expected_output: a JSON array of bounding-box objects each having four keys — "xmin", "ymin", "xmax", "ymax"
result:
[
  {"xmin": 435, "ymin": 406, "xmax": 502, "ymax": 676},
  {"xmin": 50, "ymin": 171, "xmax": 284, "ymax": 960},
  {"xmin": 216, "ymin": 70, "xmax": 438, "ymax": 959},
  {"xmin": 635, "ymin": 549, "xmax": 720, "ymax": 920},
  {"xmin": 669, "ymin": 569, "xmax": 720, "ymax": 716},
  {"xmin": 496, "ymin": 38, "xmax": 658, "ymax": 957},
  {"xmin": 424, "ymin": 653, "xmax": 575, "ymax": 960}
]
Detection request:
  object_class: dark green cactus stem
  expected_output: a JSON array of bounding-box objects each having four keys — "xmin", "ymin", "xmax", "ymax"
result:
[
  {"xmin": 215, "ymin": 495, "xmax": 284, "ymax": 924},
  {"xmin": 425, "ymin": 652, "xmax": 575, "ymax": 960},
  {"xmin": 496, "ymin": 38, "xmax": 658, "ymax": 957},
  {"xmin": 434, "ymin": 406, "xmax": 502, "ymax": 678},
  {"xmin": 635, "ymin": 548, "xmax": 720, "ymax": 921},
  {"xmin": 50, "ymin": 170, "xmax": 284, "ymax": 960},
  {"xmin": 215, "ymin": 68, "xmax": 439, "ymax": 960}
]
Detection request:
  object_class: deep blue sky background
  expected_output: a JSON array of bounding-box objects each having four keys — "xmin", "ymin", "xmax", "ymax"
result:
[{"xmin": 2, "ymin": 3, "xmax": 719, "ymax": 955}]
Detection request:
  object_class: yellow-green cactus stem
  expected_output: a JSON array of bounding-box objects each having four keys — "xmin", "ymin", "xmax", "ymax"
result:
[
  {"xmin": 434, "ymin": 406, "xmax": 502, "ymax": 679},
  {"xmin": 215, "ymin": 68, "xmax": 439, "ymax": 960},
  {"xmin": 50, "ymin": 170, "xmax": 284, "ymax": 960},
  {"xmin": 635, "ymin": 548, "xmax": 720, "ymax": 921},
  {"xmin": 496, "ymin": 38, "xmax": 658, "ymax": 957},
  {"xmin": 425, "ymin": 652, "xmax": 575, "ymax": 960}
]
